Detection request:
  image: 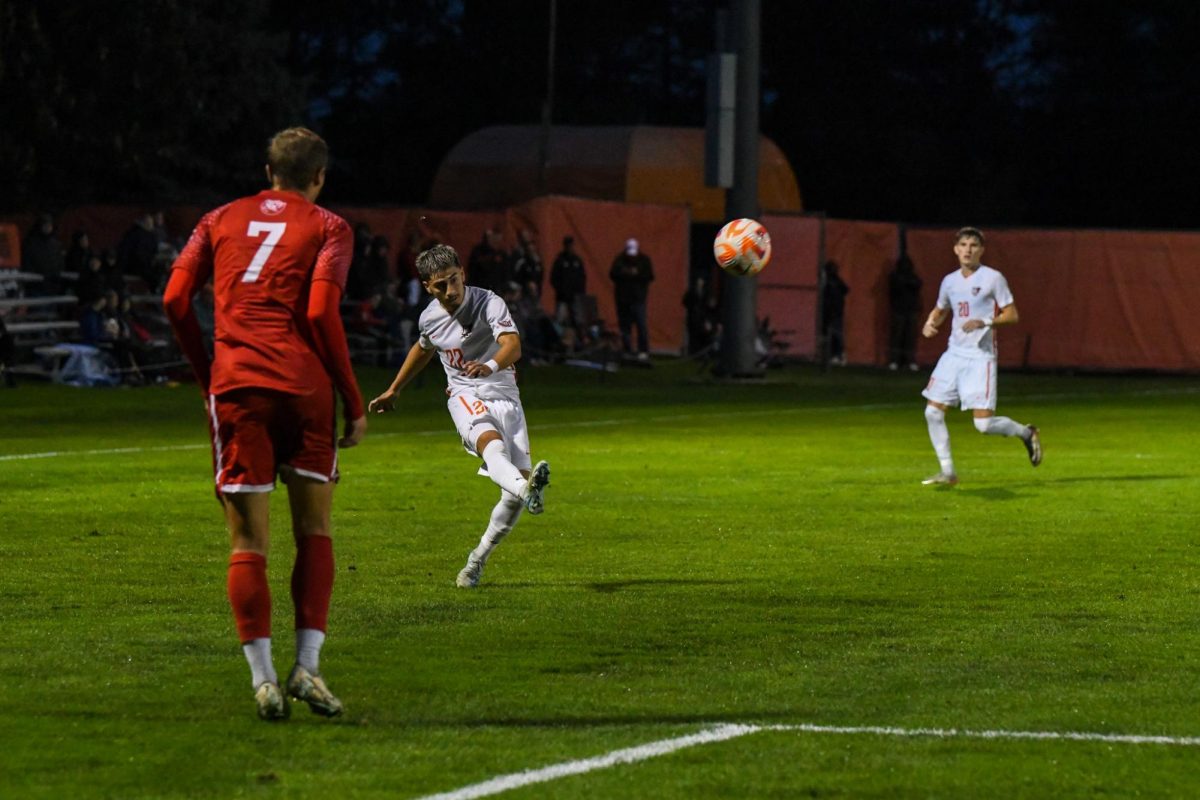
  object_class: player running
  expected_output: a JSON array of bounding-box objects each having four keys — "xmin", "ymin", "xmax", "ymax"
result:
[
  {"xmin": 920, "ymin": 227, "xmax": 1042, "ymax": 485},
  {"xmin": 163, "ymin": 127, "xmax": 365, "ymax": 720},
  {"xmin": 368, "ymin": 244, "xmax": 550, "ymax": 588}
]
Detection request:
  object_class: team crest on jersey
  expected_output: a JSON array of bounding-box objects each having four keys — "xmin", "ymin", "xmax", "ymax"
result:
[
  {"xmin": 260, "ymin": 198, "xmax": 288, "ymax": 216},
  {"xmin": 971, "ymin": 287, "xmax": 981, "ymax": 296}
]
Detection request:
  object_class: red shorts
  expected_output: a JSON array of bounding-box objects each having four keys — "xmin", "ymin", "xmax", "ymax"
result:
[{"xmin": 208, "ymin": 387, "xmax": 338, "ymax": 493}]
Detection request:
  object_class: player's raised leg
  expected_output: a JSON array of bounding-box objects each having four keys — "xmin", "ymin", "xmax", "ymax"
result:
[
  {"xmin": 224, "ymin": 492, "xmax": 288, "ymax": 720},
  {"xmin": 458, "ymin": 489, "xmax": 524, "ymax": 588},
  {"xmin": 973, "ymin": 411, "xmax": 1041, "ymax": 466},
  {"xmin": 922, "ymin": 403, "xmax": 957, "ymax": 485},
  {"xmin": 284, "ymin": 476, "xmax": 344, "ymax": 717}
]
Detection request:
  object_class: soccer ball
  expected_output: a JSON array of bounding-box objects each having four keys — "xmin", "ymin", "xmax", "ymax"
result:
[{"xmin": 713, "ymin": 218, "xmax": 772, "ymax": 276}]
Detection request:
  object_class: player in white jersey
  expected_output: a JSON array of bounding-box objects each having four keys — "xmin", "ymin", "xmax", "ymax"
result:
[
  {"xmin": 368, "ymin": 244, "xmax": 551, "ymax": 587},
  {"xmin": 919, "ymin": 227, "xmax": 1042, "ymax": 485}
]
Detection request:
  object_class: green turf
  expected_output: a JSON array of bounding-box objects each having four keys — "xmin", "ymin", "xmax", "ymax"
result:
[{"xmin": 2, "ymin": 361, "xmax": 1199, "ymax": 798}]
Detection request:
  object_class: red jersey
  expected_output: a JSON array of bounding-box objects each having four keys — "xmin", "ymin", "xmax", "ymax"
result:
[{"xmin": 172, "ymin": 190, "xmax": 353, "ymax": 398}]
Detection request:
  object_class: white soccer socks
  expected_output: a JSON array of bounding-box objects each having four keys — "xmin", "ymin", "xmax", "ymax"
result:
[
  {"xmin": 973, "ymin": 415, "xmax": 1029, "ymax": 438},
  {"xmin": 243, "ymin": 638, "xmax": 277, "ymax": 689},
  {"xmin": 473, "ymin": 490, "xmax": 524, "ymax": 562},
  {"xmin": 481, "ymin": 439, "xmax": 528, "ymax": 497},
  {"xmin": 295, "ymin": 628, "xmax": 325, "ymax": 674},
  {"xmin": 924, "ymin": 405, "xmax": 956, "ymax": 476}
]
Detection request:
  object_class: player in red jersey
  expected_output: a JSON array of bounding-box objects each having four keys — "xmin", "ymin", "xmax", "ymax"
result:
[{"xmin": 163, "ymin": 127, "xmax": 367, "ymax": 721}]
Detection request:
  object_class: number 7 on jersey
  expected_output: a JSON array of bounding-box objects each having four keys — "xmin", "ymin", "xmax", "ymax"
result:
[{"xmin": 242, "ymin": 221, "xmax": 287, "ymax": 283}]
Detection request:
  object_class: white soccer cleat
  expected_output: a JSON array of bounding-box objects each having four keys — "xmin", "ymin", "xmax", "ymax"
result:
[
  {"xmin": 522, "ymin": 460, "xmax": 551, "ymax": 515},
  {"xmin": 286, "ymin": 664, "xmax": 344, "ymax": 718},
  {"xmin": 921, "ymin": 472, "xmax": 959, "ymax": 486},
  {"xmin": 456, "ymin": 555, "xmax": 485, "ymax": 588},
  {"xmin": 255, "ymin": 681, "xmax": 290, "ymax": 721}
]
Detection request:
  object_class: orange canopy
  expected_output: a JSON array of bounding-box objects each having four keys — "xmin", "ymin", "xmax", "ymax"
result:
[{"xmin": 429, "ymin": 125, "xmax": 802, "ymax": 223}]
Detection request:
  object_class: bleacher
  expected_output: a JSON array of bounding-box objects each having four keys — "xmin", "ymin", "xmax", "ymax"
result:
[{"xmin": 0, "ymin": 271, "xmax": 174, "ymax": 385}]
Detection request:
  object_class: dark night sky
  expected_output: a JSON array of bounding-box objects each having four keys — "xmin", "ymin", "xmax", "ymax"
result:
[{"xmin": 4, "ymin": 0, "xmax": 1200, "ymax": 230}]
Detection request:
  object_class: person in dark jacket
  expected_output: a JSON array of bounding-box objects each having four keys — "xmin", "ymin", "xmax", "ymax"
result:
[
  {"xmin": 550, "ymin": 236, "xmax": 587, "ymax": 343},
  {"xmin": 821, "ymin": 260, "xmax": 850, "ymax": 365},
  {"xmin": 888, "ymin": 253, "xmax": 923, "ymax": 371},
  {"xmin": 609, "ymin": 237, "xmax": 654, "ymax": 360},
  {"xmin": 22, "ymin": 214, "xmax": 65, "ymax": 295}
]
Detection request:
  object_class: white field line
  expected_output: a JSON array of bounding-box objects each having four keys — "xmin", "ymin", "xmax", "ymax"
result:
[
  {"xmin": 412, "ymin": 723, "xmax": 760, "ymax": 800},
  {"xmin": 2, "ymin": 386, "xmax": 1196, "ymax": 464},
  {"xmin": 414, "ymin": 720, "xmax": 1200, "ymax": 800}
]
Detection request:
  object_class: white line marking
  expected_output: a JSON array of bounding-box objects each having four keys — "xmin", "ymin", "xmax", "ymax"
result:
[
  {"xmin": 770, "ymin": 722, "xmax": 1200, "ymax": 747},
  {"xmin": 412, "ymin": 723, "xmax": 760, "ymax": 800},
  {"xmin": 414, "ymin": 720, "xmax": 1200, "ymax": 800},
  {"xmin": 2, "ymin": 386, "xmax": 1196, "ymax": 463}
]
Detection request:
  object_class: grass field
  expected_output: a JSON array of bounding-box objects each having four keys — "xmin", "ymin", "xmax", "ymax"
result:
[{"xmin": 2, "ymin": 360, "xmax": 1199, "ymax": 798}]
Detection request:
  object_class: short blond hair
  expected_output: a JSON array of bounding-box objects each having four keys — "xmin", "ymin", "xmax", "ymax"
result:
[{"xmin": 267, "ymin": 127, "xmax": 328, "ymax": 190}]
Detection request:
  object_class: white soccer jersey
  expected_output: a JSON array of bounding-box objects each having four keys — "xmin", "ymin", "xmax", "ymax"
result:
[
  {"xmin": 935, "ymin": 264, "xmax": 1014, "ymax": 360},
  {"xmin": 418, "ymin": 285, "xmax": 521, "ymax": 400}
]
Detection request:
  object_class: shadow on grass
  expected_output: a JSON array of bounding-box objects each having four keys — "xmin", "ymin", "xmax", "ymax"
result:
[
  {"xmin": 489, "ymin": 578, "xmax": 738, "ymax": 593},
  {"xmin": 957, "ymin": 473, "xmax": 1185, "ymax": 501}
]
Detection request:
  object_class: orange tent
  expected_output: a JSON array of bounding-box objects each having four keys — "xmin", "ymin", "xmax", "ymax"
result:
[{"xmin": 429, "ymin": 125, "xmax": 802, "ymax": 223}]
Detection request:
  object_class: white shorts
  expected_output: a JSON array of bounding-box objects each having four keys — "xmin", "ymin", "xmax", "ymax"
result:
[
  {"xmin": 922, "ymin": 352, "xmax": 997, "ymax": 411},
  {"xmin": 447, "ymin": 392, "xmax": 532, "ymax": 472}
]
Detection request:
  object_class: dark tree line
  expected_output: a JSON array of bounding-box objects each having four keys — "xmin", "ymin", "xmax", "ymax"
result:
[{"xmin": 2, "ymin": 0, "xmax": 1199, "ymax": 229}]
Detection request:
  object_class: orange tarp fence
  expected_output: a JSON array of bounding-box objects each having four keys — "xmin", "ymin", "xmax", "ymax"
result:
[
  {"xmin": 758, "ymin": 214, "xmax": 821, "ymax": 358},
  {"xmin": 2, "ymin": 196, "xmax": 691, "ymax": 353}
]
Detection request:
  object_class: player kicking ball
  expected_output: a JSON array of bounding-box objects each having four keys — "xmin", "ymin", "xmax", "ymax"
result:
[
  {"xmin": 368, "ymin": 244, "xmax": 550, "ymax": 588},
  {"xmin": 920, "ymin": 227, "xmax": 1042, "ymax": 485}
]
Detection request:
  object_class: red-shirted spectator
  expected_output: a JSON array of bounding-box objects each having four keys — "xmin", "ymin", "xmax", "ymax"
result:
[{"xmin": 163, "ymin": 126, "xmax": 366, "ymax": 722}]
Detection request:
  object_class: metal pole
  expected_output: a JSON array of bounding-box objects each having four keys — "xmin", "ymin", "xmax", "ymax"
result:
[
  {"xmin": 537, "ymin": 0, "xmax": 558, "ymax": 195},
  {"xmin": 718, "ymin": 0, "xmax": 762, "ymax": 377}
]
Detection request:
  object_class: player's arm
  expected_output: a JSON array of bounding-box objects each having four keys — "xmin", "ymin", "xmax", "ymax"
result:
[
  {"xmin": 464, "ymin": 332, "xmax": 520, "ymax": 378},
  {"xmin": 307, "ymin": 279, "xmax": 367, "ymax": 447},
  {"xmin": 368, "ymin": 343, "xmax": 437, "ymax": 413},
  {"xmin": 306, "ymin": 215, "xmax": 367, "ymax": 447},
  {"xmin": 922, "ymin": 306, "xmax": 951, "ymax": 338},
  {"xmin": 163, "ymin": 214, "xmax": 216, "ymax": 392},
  {"xmin": 963, "ymin": 303, "xmax": 1019, "ymax": 332}
]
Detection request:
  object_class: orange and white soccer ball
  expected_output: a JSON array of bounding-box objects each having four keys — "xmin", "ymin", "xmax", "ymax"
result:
[{"xmin": 713, "ymin": 218, "xmax": 771, "ymax": 276}]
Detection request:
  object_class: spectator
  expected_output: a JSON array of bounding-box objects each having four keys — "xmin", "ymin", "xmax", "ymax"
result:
[
  {"xmin": 100, "ymin": 248, "xmax": 125, "ymax": 296},
  {"xmin": 76, "ymin": 252, "xmax": 108, "ymax": 308},
  {"xmin": 345, "ymin": 222, "xmax": 375, "ymax": 300},
  {"xmin": 397, "ymin": 231, "xmax": 421, "ymax": 284},
  {"xmin": 511, "ymin": 229, "xmax": 543, "ymax": 298},
  {"xmin": 117, "ymin": 212, "xmax": 161, "ymax": 291},
  {"xmin": 0, "ymin": 315, "xmax": 14, "ymax": 387},
  {"xmin": 22, "ymin": 214, "xmax": 65, "ymax": 295},
  {"xmin": 364, "ymin": 235, "xmax": 392, "ymax": 298},
  {"xmin": 683, "ymin": 274, "xmax": 714, "ymax": 355},
  {"xmin": 79, "ymin": 293, "xmax": 110, "ymax": 346},
  {"xmin": 65, "ymin": 230, "xmax": 94, "ymax": 279},
  {"xmin": 821, "ymin": 260, "xmax": 850, "ymax": 366},
  {"xmin": 608, "ymin": 237, "xmax": 654, "ymax": 361},
  {"xmin": 467, "ymin": 229, "xmax": 509, "ymax": 293},
  {"xmin": 888, "ymin": 252, "xmax": 923, "ymax": 371},
  {"xmin": 550, "ymin": 235, "xmax": 586, "ymax": 343}
]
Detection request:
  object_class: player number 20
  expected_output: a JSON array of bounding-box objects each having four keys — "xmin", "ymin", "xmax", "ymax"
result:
[
  {"xmin": 957, "ymin": 301, "xmax": 970, "ymax": 317},
  {"xmin": 242, "ymin": 221, "xmax": 287, "ymax": 283}
]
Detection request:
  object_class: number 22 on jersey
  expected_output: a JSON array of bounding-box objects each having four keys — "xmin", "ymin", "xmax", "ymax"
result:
[{"xmin": 242, "ymin": 221, "xmax": 287, "ymax": 283}]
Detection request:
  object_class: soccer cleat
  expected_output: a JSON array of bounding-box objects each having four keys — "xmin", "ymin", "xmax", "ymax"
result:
[
  {"xmin": 255, "ymin": 681, "xmax": 290, "ymax": 721},
  {"xmin": 456, "ymin": 555, "xmax": 485, "ymax": 588},
  {"xmin": 1024, "ymin": 425, "xmax": 1042, "ymax": 467},
  {"xmin": 286, "ymin": 665, "xmax": 344, "ymax": 717},
  {"xmin": 921, "ymin": 472, "xmax": 959, "ymax": 486},
  {"xmin": 522, "ymin": 460, "xmax": 551, "ymax": 515}
]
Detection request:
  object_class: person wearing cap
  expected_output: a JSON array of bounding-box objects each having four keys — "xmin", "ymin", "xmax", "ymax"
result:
[{"xmin": 609, "ymin": 237, "xmax": 655, "ymax": 361}]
